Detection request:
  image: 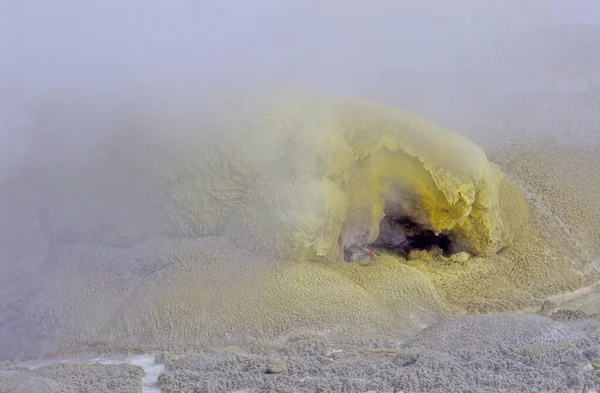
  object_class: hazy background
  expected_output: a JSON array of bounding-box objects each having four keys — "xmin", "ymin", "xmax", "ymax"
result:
[
  {"xmin": 2, "ymin": 0, "xmax": 600, "ymax": 360},
  {"xmin": 1, "ymin": 0, "xmax": 600, "ymax": 174}
]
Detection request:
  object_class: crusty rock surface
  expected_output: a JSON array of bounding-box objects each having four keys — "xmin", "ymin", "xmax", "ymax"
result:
[
  {"xmin": 0, "ymin": 362, "xmax": 144, "ymax": 393},
  {"xmin": 156, "ymin": 314, "xmax": 600, "ymax": 393}
]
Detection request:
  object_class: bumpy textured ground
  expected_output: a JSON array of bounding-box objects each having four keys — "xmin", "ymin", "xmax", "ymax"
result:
[
  {"xmin": 0, "ymin": 362, "xmax": 144, "ymax": 393},
  {"xmin": 3, "ymin": 310, "xmax": 600, "ymax": 392},
  {"xmin": 155, "ymin": 313, "xmax": 600, "ymax": 393}
]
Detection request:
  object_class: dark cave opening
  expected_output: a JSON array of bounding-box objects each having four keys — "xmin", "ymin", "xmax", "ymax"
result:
[
  {"xmin": 343, "ymin": 215, "xmax": 457, "ymax": 262},
  {"xmin": 369, "ymin": 215, "xmax": 455, "ymax": 258}
]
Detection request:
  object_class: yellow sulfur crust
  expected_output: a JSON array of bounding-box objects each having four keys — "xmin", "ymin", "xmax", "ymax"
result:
[{"xmin": 8, "ymin": 86, "xmax": 599, "ymax": 358}]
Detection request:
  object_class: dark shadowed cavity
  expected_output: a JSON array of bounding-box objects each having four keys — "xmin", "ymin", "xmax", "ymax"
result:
[{"xmin": 343, "ymin": 215, "xmax": 457, "ymax": 263}]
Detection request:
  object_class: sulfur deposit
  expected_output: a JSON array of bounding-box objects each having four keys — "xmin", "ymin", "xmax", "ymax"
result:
[{"xmin": 1, "ymin": 86, "xmax": 599, "ymax": 361}]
